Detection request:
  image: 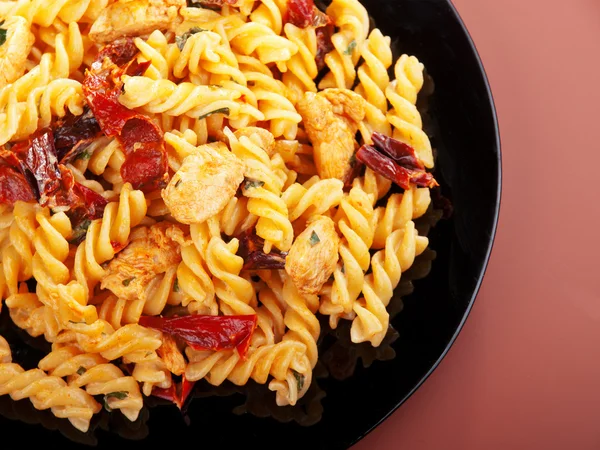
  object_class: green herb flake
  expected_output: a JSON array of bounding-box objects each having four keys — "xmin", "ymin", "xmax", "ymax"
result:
[
  {"xmin": 343, "ymin": 40, "xmax": 357, "ymax": 55},
  {"xmin": 176, "ymin": 26, "xmax": 207, "ymax": 50},
  {"xmin": 292, "ymin": 369, "xmax": 305, "ymax": 391},
  {"xmin": 309, "ymin": 230, "xmax": 320, "ymax": 246},
  {"xmin": 76, "ymin": 149, "xmax": 92, "ymax": 161},
  {"xmin": 173, "ymin": 278, "xmax": 180, "ymax": 293},
  {"xmin": 243, "ymin": 178, "xmax": 265, "ymax": 190},
  {"xmin": 76, "ymin": 366, "xmax": 87, "ymax": 376},
  {"xmin": 122, "ymin": 277, "xmax": 135, "ymax": 287},
  {"xmin": 68, "ymin": 219, "xmax": 91, "ymax": 245},
  {"xmin": 68, "ymin": 320, "xmax": 85, "ymax": 324},
  {"xmin": 105, "ymin": 391, "xmax": 128, "ymax": 401},
  {"xmin": 198, "ymin": 107, "xmax": 230, "ymax": 120},
  {"xmin": 174, "ymin": 178, "xmax": 182, "ymax": 188},
  {"xmin": 0, "ymin": 28, "xmax": 7, "ymax": 47}
]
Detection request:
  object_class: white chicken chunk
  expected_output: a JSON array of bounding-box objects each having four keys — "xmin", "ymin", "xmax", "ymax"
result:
[
  {"xmin": 0, "ymin": 16, "xmax": 35, "ymax": 88},
  {"xmin": 157, "ymin": 334, "xmax": 186, "ymax": 376},
  {"xmin": 89, "ymin": 0, "xmax": 185, "ymax": 43},
  {"xmin": 162, "ymin": 143, "xmax": 245, "ymax": 224},
  {"xmin": 297, "ymin": 88, "xmax": 366, "ymax": 182},
  {"xmin": 285, "ymin": 215, "xmax": 340, "ymax": 297},
  {"xmin": 101, "ymin": 222, "xmax": 186, "ymax": 301}
]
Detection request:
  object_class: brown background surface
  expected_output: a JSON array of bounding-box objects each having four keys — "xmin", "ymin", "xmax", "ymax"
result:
[{"xmin": 354, "ymin": 0, "xmax": 600, "ymax": 448}]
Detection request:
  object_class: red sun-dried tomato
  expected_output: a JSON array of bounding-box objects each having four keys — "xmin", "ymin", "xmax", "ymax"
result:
[
  {"xmin": 356, "ymin": 144, "xmax": 438, "ymax": 190},
  {"xmin": 138, "ymin": 314, "xmax": 258, "ymax": 358},
  {"xmin": 0, "ymin": 166, "xmax": 35, "ymax": 204},
  {"xmin": 83, "ymin": 41, "xmax": 167, "ymax": 192}
]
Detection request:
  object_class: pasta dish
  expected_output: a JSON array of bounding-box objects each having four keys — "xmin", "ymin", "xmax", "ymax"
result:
[{"xmin": 0, "ymin": 0, "xmax": 437, "ymax": 433}]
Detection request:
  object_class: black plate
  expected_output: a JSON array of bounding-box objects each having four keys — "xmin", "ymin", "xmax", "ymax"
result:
[{"xmin": 0, "ymin": 0, "xmax": 500, "ymax": 448}]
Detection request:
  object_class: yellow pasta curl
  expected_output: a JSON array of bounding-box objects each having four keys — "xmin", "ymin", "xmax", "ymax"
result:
[
  {"xmin": 185, "ymin": 339, "xmax": 312, "ymax": 406},
  {"xmin": 319, "ymin": 186, "xmax": 375, "ymax": 328},
  {"xmin": 39, "ymin": 344, "xmax": 144, "ymax": 422},
  {"xmin": 351, "ymin": 221, "xmax": 429, "ymax": 346},
  {"xmin": 0, "ymin": 335, "xmax": 101, "ymax": 432},
  {"xmin": 386, "ymin": 54, "xmax": 434, "ymax": 168},
  {"xmin": 227, "ymin": 127, "xmax": 293, "ymax": 252}
]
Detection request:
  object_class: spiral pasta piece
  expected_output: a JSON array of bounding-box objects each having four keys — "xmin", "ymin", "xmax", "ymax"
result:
[
  {"xmin": 227, "ymin": 127, "xmax": 293, "ymax": 252},
  {"xmin": 176, "ymin": 220, "xmax": 218, "ymax": 316},
  {"xmin": 72, "ymin": 183, "xmax": 147, "ymax": 299},
  {"xmin": 282, "ymin": 176, "xmax": 345, "ymax": 225},
  {"xmin": 185, "ymin": 339, "xmax": 312, "ymax": 406},
  {"xmin": 385, "ymin": 54, "xmax": 434, "ymax": 168},
  {"xmin": 39, "ymin": 345, "xmax": 144, "ymax": 422},
  {"xmin": 281, "ymin": 23, "xmax": 318, "ymax": 102},
  {"xmin": 173, "ymin": 30, "xmax": 246, "ymax": 85},
  {"xmin": 11, "ymin": 0, "xmax": 110, "ymax": 27},
  {"xmin": 351, "ymin": 221, "xmax": 429, "ymax": 346},
  {"xmin": 119, "ymin": 75, "xmax": 264, "ymax": 124},
  {"xmin": 0, "ymin": 201, "xmax": 36, "ymax": 298},
  {"xmin": 59, "ymin": 319, "xmax": 163, "ymax": 364},
  {"xmin": 6, "ymin": 283, "xmax": 60, "ymax": 342},
  {"xmin": 237, "ymin": 55, "xmax": 301, "ymax": 139},
  {"xmin": 227, "ymin": 21, "xmax": 298, "ymax": 68},
  {"xmin": 205, "ymin": 236, "xmax": 257, "ymax": 317},
  {"xmin": 355, "ymin": 28, "xmax": 393, "ymax": 141},
  {"xmin": 318, "ymin": 0, "xmax": 369, "ymax": 90},
  {"xmin": 372, "ymin": 186, "xmax": 431, "ymax": 249},
  {"xmin": 0, "ymin": 336, "xmax": 101, "ymax": 432},
  {"xmin": 319, "ymin": 186, "xmax": 375, "ymax": 328},
  {"xmin": 281, "ymin": 276, "xmax": 320, "ymax": 368},
  {"xmin": 0, "ymin": 22, "xmax": 84, "ymax": 144}
]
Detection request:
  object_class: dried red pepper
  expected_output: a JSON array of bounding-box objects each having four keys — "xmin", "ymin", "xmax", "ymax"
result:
[
  {"xmin": 83, "ymin": 40, "xmax": 168, "ymax": 192},
  {"xmin": 138, "ymin": 314, "xmax": 257, "ymax": 359},
  {"xmin": 356, "ymin": 144, "xmax": 438, "ymax": 190},
  {"xmin": 371, "ymin": 132, "xmax": 425, "ymax": 170},
  {"xmin": 238, "ymin": 229, "xmax": 288, "ymax": 270},
  {"xmin": 11, "ymin": 130, "xmax": 62, "ymax": 205},
  {"xmin": 152, "ymin": 374, "xmax": 196, "ymax": 411},
  {"xmin": 315, "ymin": 24, "xmax": 334, "ymax": 71},
  {"xmin": 287, "ymin": 0, "xmax": 315, "ymax": 27},
  {"xmin": 0, "ymin": 166, "xmax": 35, "ymax": 204},
  {"xmin": 54, "ymin": 108, "xmax": 102, "ymax": 162},
  {"xmin": 285, "ymin": 0, "xmax": 333, "ymax": 70}
]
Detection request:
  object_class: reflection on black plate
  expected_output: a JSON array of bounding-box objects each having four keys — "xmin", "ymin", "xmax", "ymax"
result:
[{"xmin": 0, "ymin": 0, "xmax": 500, "ymax": 447}]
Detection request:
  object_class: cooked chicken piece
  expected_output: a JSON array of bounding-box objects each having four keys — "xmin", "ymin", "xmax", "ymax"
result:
[
  {"xmin": 101, "ymin": 222, "xmax": 185, "ymax": 301},
  {"xmin": 234, "ymin": 127, "xmax": 275, "ymax": 157},
  {"xmin": 89, "ymin": 0, "xmax": 185, "ymax": 43},
  {"xmin": 162, "ymin": 143, "xmax": 245, "ymax": 224},
  {"xmin": 297, "ymin": 88, "xmax": 366, "ymax": 182},
  {"xmin": 157, "ymin": 334, "xmax": 186, "ymax": 376},
  {"xmin": 285, "ymin": 215, "xmax": 340, "ymax": 296},
  {"xmin": 0, "ymin": 16, "xmax": 35, "ymax": 88}
]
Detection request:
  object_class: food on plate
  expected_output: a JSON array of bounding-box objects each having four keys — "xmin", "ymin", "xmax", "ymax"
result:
[{"xmin": 0, "ymin": 0, "xmax": 437, "ymax": 432}]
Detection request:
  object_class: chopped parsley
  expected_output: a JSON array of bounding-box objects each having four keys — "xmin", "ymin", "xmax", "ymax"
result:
[
  {"xmin": 76, "ymin": 366, "xmax": 87, "ymax": 376},
  {"xmin": 176, "ymin": 27, "xmax": 207, "ymax": 50},
  {"xmin": 69, "ymin": 219, "xmax": 91, "ymax": 245},
  {"xmin": 292, "ymin": 369, "xmax": 305, "ymax": 391},
  {"xmin": 309, "ymin": 231, "xmax": 320, "ymax": 246},
  {"xmin": 0, "ymin": 22, "xmax": 6, "ymax": 47},
  {"xmin": 103, "ymin": 391, "xmax": 129, "ymax": 412},
  {"xmin": 105, "ymin": 391, "xmax": 128, "ymax": 400},
  {"xmin": 173, "ymin": 278, "xmax": 180, "ymax": 293},
  {"xmin": 198, "ymin": 107, "xmax": 230, "ymax": 120},
  {"xmin": 75, "ymin": 148, "xmax": 92, "ymax": 161},
  {"xmin": 244, "ymin": 178, "xmax": 265, "ymax": 190},
  {"xmin": 343, "ymin": 40, "xmax": 357, "ymax": 55},
  {"xmin": 174, "ymin": 178, "xmax": 182, "ymax": 188},
  {"xmin": 122, "ymin": 277, "xmax": 135, "ymax": 287}
]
